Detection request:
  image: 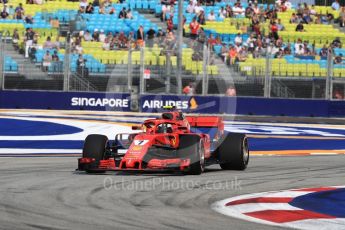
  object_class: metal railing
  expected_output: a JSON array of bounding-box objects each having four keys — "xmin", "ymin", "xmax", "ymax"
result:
[{"xmin": 1, "ymin": 32, "xmax": 345, "ymax": 100}]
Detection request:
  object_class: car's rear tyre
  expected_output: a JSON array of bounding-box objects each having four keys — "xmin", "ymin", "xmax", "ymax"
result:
[
  {"xmin": 83, "ymin": 134, "xmax": 108, "ymax": 173},
  {"xmin": 217, "ymin": 133, "xmax": 249, "ymax": 170},
  {"xmin": 178, "ymin": 135, "xmax": 204, "ymax": 175}
]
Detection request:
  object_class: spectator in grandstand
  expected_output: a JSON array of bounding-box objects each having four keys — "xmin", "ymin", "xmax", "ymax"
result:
[
  {"xmin": 73, "ymin": 38, "xmax": 83, "ymax": 54},
  {"xmin": 225, "ymin": 4, "xmax": 233, "ymax": 17},
  {"xmin": 43, "ymin": 50, "xmax": 52, "ymax": 71},
  {"xmin": 314, "ymin": 15, "xmax": 322, "ymax": 24},
  {"xmin": 296, "ymin": 3, "xmax": 303, "ymax": 16},
  {"xmin": 237, "ymin": 46, "xmax": 248, "ymax": 62},
  {"xmin": 264, "ymin": 6, "xmax": 278, "ymax": 21},
  {"xmin": 332, "ymin": 37, "xmax": 342, "ymax": 48},
  {"xmin": 189, "ymin": 17, "xmax": 199, "ymax": 40},
  {"xmin": 207, "ymin": 10, "xmax": 216, "ymax": 21},
  {"xmin": 252, "ymin": 3, "xmax": 260, "ymax": 15},
  {"xmin": 270, "ymin": 21, "xmax": 279, "ymax": 40},
  {"xmin": 251, "ymin": 15, "xmax": 261, "ymax": 35},
  {"xmin": 302, "ymin": 7, "xmax": 312, "ymax": 24},
  {"xmin": 207, "ymin": 34, "xmax": 217, "ymax": 49},
  {"xmin": 253, "ymin": 42, "xmax": 265, "ymax": 58},
  {"xmin": 197, "ymin": 10, "xmax": 206, "ymax": 25},
  {"xmin": 119, "ymin": 7, "xmax": 127, "ymax": 18},
  {"xmin": 156, "ymin": 29, "xmax": 165, "ymax": 46},
  {"xmin": 294, "ymin": 44, "xmax": 304, "ymax": 55},
  {"xmin": 234, "ymin": 33, "xmax": 242, "ymax": 46},
  {"xmin": 246, "ymin": 33, "xmax": 256, "ymax": 52},
  {"xmin": 161, "ymin": 0, "xmax": 171, "ymax": 21},
  {"xmin": 325, "ymin": 13, "xmax": 334, "ymax": 24},
  {"xmin": 8, "ymin": 5, "xmax": 14, "ymax": 17},
  {"xmin": 218, "ymin": 6, "xmax": 226, "ymax": 19},
  {"xmin": 14, "ymin": 3, "xmax": 24, "ymax": 19},
  {"xmin": 24, "ymin": 28, "xmax": 34, "ymax": 58},
  {"xmin": 109, "ymin": 34, "xmax": 118, "ymax": 49},
  {"xmin": 99, "ymin": 30, "xmax": 106, "ymax": 42},
  {"xmin": 12, "ymin": 29, "xmax": 20, "ymax": 50},
  {"xmin": 319, "ymin": 45, "xmax": 328, "ymax": 57},
  {"xmin": 52, "ymin": 50, "xmax": 59, "ymax": 62},
  {"xmin": 83, "ymin": 30, "xmax": 92, "ymax": 41},
  {"xmin": 294, "ymin": 39, "xmax": 303, "ymax": 55},
  {"xmin": 333, "ymin": 89, "xmax": 344, "ymax": 99},
  {"xmin": 197, "ymin": 27, "xmax": 206, "ymax": 44},
  {"xmin": 92, "ymin": 29, "xmax": 99, "ymax": 42},
  {"xmin": 331, "ymin": 0, "xmax": 340, "ymax": 11},
  {"xmin": 340, "ymin": 7, "xmax": 345, "ymax": 27},
  {"xmin": 126, "ymin": 9, "xmax": 133, "ymax": 19},
  {"xmin": 275, "ymin": 36, "xmax": 283, "ymax": 47},
  {"xmin": 295, "ymin": 22, "xmax": 305, "ymax": 32},
  {"xmin": 79, "ymin": 0, "xmax": 88, "ymax": 13},
  {"xmin": 167, "ymin": 15, "xmax": 174, "ymax": 31},
  {"xmin": 276, "ymin": 19, "xmax": 285, "ymax": 31},
  {"xmin": 98, "ymin": 4, "xmax": 105, "ymax": 14},
  {"xmin": 164, "ymin": 30, "xmax": 175, "ymax": 50},
  {"xmin": 146, "ymin": 27, "xmax": 156, "ymax": 48},
  {"xmin": 43, "ymin": 36, "xmax": 55, "ymax": 49},
  {"xmin": 244, "ymin": 3, "xmax": 252, "ymax": 18},
  {"xmin": 221, "ymin": 44, "xmax": 228, "ymax": 62},
  {"xmin": 118, "ymin": 32, "xmax": 128, "ymax": 48},
  {"xmin": 215, "ymin": 35, "xmax": 222, "ymax": 45},
  {"xmin": 284, "ymin": 42, "xmax": 292, "ymax": 55},
  {"xmin": 267, "ymin": 42, "xmax": 279, "ymax": 55},
  {"xmin": 228, "ymin": 45, "xmax": 237, "ymax": 65},
  {"xmin": 85, "ymin": 2, "xmax": 94, "ymax": 14},
  {"xmin": 194, "ymin": 2, "xmax": 204, "ymax": 16},
  {"xmin": 51, "ymin": 50, "xmax": 61, "ymax": 72},
  {"xmin": 186, "ymin": 1, "xmax": 194, "ymax": 13},
  {"xmin": 233, "ymin": 2, "xmax": 245, "ymax": 17},
  {"xmin": 136, "ymin": 25, "xmax": 145, "ymax": 47},
  {"xmin": 1, "ymin": 5, "xmax": 9, "ymax": 19},
  {"xmin": 77, "ymin": 54, "xmax": 88, "ymax": 77},
  {"xmin": 289, "ymin": 13, "xmax": 298, "ymax": 23},
  {"xmin": 25, "ymin": 15, "xmax": 33, "ymax": 24},
  {"xmin": 334, "ymin": 53, "xmax": 343, "ymax": 64},
  {"xmin": 302, "ymin": 41, "xmax": 311, "ymax": 55},
  {"xmin": 225, "ymin": 86, "xmax": 236, "ymax": 96},
  {"xmin": 102, "ymin": 37, "xmax": 110, "ymax": 50},
  {"xmin": 183, "ymin": 82, "xmax": 195, "ymax": 96}
]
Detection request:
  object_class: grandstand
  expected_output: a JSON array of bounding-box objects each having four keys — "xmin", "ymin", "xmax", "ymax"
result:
[{"xmin": 0, "ymin": 0, "xmax": 345, "ymax": 98}]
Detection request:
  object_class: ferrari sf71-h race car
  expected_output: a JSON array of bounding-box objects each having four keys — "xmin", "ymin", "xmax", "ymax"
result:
[{"xmin": 78, "ymin": 107, "xmax": 249, "ymax": 175}]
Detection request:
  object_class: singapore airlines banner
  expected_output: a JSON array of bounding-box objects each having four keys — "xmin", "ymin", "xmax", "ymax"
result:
[
  {"xmin": 0, "ymin": 90, "xmax": 132, "ymax": 112},
  {"xmin": 0, "ymin": 90, "xmax": 345, "ymax": 117}
]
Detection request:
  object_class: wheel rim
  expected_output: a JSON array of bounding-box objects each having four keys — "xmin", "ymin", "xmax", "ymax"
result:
[{"xmin": 243, "ymin": 137, "xmax": 249, "ymax": 165}]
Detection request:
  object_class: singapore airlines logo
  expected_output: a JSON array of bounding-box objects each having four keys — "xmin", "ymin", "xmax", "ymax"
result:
[{"xmin": 189, "ymin": 97, "xmax": 198, "ymax": 110}]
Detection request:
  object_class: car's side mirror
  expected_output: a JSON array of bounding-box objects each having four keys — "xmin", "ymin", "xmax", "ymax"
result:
[{"xmin": 132, "ymin": 125, "xmax": 141, "ymax": 130}]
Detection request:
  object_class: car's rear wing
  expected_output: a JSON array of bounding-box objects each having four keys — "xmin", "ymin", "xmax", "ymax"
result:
[{"xmin": 186, "ymin": 116, "xmax": 224, "ymax": 142}]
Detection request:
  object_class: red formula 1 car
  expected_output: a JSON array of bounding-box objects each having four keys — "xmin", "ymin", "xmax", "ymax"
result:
[{"xmin": 78, "ymin": 107, "xmax": 249, "ymax": 175}]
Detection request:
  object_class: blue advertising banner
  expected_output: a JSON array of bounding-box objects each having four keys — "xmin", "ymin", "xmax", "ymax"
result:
[
  {"xmin": 1, "ymin": 90, "xmax": 345, "ymax": 117},
  {"xmin": 232, "ymin": 97, "xmax": 330, "ymax": 117},
  {"xmin": 0, "ymin": 90, "xmax": 131, "ymax": 111},
  {"xmin": 140, "ymin": 95, "xmax": 221, "ymax": 113}
]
